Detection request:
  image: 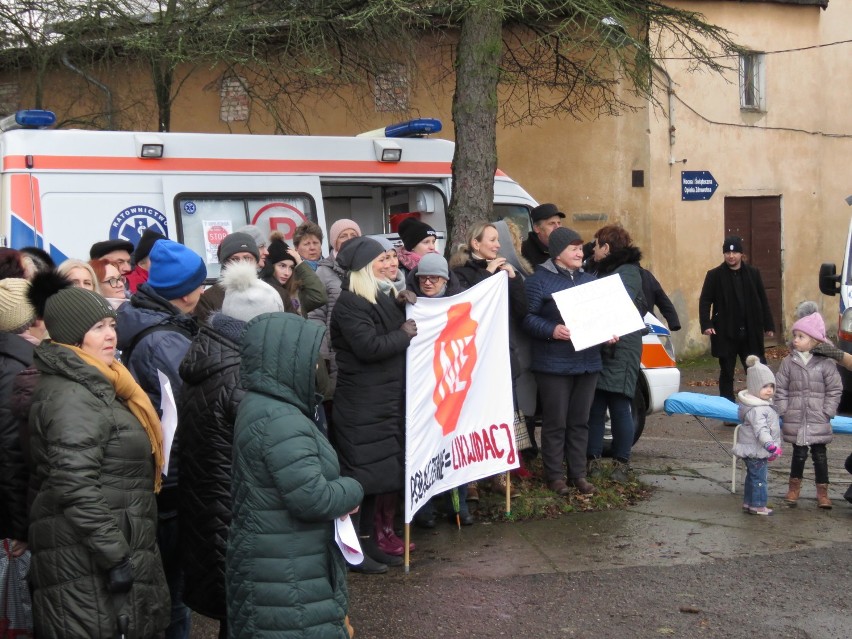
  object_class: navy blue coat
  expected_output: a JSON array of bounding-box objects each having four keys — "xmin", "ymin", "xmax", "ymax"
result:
[{"xmin": 523, "ymin": 260, "xmax": 602, "ymax": 376}]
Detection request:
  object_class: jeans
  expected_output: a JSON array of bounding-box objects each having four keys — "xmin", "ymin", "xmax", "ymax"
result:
[
  {"xmin": 743, "ymin": 458, "xmax": 768, "ymax": 508},
  {"xmin": 157, "ymin": 509, "xmax": 192, "ymax": 639},
  {"xmin": 587, "ymin": 390, "xmax": 634, "ymax": 462}
]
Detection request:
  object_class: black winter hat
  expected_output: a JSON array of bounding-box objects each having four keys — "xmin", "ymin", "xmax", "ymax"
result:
[
  {"xmin": 336, "ymin": 237, "xmax": 384, "ymax": 272},
  {"xmin": 397, "ymin": 217, "xmax": 437, "ymax": 251},
  {"xmin": 531, "ymin": 203, "xmax": 566, "ymax": 223},
  {"xmin": 722, "ymin": 235, "xmax": 744, "ymax": 253},
  {"xmin": 134, "ymin": 229, "xmax": 167, "ymax": 263},
  {"xmin": 28, "ymin": 271, "xmax": 116, "ymax": 345},
  {"xmin": 218, "ymin": 232, "xmax": 260, "ymax": 264},
  {"xmin": 266, "ymin": 239, "xmax": 296, "ymax": 267},
  {"xmin": 90, "ymin": 239, "xmax": 135, "ymax": 260}
]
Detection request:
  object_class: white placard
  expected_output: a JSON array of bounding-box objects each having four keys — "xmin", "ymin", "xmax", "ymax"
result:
[
  {"xmin": 551, "ymin": 274, "xmax": 646, "ymax": 351},
  {"xmin": 157, "ymin": 370, "xmax": 178, "ymax": 476},
  {"xmin": 201, "ymin": 220, "xmax": 233, "ymax": 264},
  {"xmin": 334, "ymin": 515, "xmax": 364, "ymax": 565}
]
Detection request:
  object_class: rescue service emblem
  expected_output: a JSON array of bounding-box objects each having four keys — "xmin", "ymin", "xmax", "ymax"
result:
[{"xmin": 110, "ymin": 206, "xmax": 168, "ymax": 246}]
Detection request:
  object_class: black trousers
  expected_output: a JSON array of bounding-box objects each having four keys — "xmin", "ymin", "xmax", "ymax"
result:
[
  {"xmin": 717, "ymin": 337, "xmax": 765, "ymax": 402},
  {"xmin": 790, "ymin": 443, "xmax": 829, "ymax": 484},
  {"xmin": 534, "ymin": 372, "xmax": 598, "ymax": 482}
]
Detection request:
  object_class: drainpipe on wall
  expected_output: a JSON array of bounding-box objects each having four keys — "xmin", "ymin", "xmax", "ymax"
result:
[
  {"xmin": 61, "ymin": 53, "xmax": 114, "ymax": 130},
  {"xmin": 652, "ymin": 62, "xmax": 684, "ymax": 165}
]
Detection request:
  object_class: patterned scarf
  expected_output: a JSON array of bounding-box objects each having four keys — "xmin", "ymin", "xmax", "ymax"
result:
[{"xmin": 66, "ymin": 345, "xmax": 164, "ymax": 493}]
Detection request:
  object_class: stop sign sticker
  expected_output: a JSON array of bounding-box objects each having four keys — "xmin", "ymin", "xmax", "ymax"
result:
[{"xmin": 207, "ymin": 225, "xmax": 228, "ymax": 245}]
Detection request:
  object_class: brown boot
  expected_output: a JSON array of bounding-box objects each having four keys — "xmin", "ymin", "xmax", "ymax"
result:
[
  {"xmin": 816, "ymin": 483, "xmax": 833, "ymax": 509},
  {"xmin": 784, "ymin": 477, "xmax": 802, "ymax": 506}
]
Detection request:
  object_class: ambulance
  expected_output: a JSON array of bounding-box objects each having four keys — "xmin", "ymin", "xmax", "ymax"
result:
[
  {"xmin": 0, "ymin": 109, "xmax": 678, "ymax": 441},
  {"xmin": 818, "ymin": 204, "xmax": 852, "ymax": 413}
]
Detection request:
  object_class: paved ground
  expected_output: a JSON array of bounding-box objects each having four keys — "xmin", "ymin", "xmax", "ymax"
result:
[{"xmin": 190, "ymin": 355, "xmax": 852, "ymax": 638}]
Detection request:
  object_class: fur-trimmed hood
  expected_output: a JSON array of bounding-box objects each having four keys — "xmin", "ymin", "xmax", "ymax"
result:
[{"xmin": 594, "ymin": 245, "xmax": 643, "ymax": 277}]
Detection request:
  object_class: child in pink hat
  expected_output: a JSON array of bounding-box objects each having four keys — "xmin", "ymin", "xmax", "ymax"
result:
[{"xmin": 774, "ymin": 310, "xmax": 842, "ymax": 508}]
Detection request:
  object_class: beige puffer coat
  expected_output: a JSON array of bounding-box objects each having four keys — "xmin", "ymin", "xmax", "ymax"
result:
[{"xmin": 774, "ymin": 351, "xmax": 842, "ymax": 446}]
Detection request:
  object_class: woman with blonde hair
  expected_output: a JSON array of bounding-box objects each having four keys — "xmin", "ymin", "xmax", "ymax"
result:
[
  {"xmin": 56, "ymin": 258, "xmax": 97, "ymax": 290},
  {"xmin": 329, "ymin": 237, "xmax": 416, "ymax": 574}
]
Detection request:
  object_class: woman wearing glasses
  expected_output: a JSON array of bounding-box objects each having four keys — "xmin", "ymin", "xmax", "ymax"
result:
[{"xmin": 90, "ymin": 258, "xmax": 128, "ymax": 310}]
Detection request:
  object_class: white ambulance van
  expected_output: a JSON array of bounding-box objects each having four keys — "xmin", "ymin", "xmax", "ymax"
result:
[
  {"xmin": 0, "ymin": 109, "xmax": 678, "ymax": 440},
  {"xmin": 818, "ymin": 205, "xmax": 852, "ymax": 412}
]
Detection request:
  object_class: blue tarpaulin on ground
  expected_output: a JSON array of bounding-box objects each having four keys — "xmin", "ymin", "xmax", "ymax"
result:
[{"xmin": 664, "ymin": 391, "xmax": 852, "ymax": 435}]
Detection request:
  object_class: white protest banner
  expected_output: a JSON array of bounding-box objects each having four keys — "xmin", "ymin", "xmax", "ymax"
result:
[
  {"xmin": 405, "ymin": 271, "xmax": 517, "ymax": 523},
  {"xmin": 551, "ymin": 274, "xmax": 646, "ymax": 351}
]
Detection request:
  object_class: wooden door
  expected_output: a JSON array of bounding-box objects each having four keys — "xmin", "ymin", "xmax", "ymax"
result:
[{"xmin": 724, "ymin": 196, "xmax": 782, "ymax": 342}]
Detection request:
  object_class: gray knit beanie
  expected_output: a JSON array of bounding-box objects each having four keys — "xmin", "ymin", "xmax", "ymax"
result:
[{"xmin": 745, "ymin": 355, "xmax": 775, "ymax": 398}]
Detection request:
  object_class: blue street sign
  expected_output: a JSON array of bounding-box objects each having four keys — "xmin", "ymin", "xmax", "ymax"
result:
[{"xmin": 681, "ymin": 171, "xmax": 718, "ymax": 201}]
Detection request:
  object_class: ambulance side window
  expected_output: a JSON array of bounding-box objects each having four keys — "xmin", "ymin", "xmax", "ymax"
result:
[
  {"xmin": 491, "ymin": 204, "xmax": 532, "ymax": 236},
  {"xmin": 175, "ymin": 193, "xmax": 315, "ymax": 280}
]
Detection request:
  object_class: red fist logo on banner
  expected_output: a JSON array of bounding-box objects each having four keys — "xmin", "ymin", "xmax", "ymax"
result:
[{"xmin": 432, "ymin": 302, "xmax": 478, "ymax": 436}]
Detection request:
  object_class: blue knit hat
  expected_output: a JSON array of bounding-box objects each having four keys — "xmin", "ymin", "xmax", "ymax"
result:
[{"xmin": 147, "ymin": 240, "xmax": 207, "ymax": 300}]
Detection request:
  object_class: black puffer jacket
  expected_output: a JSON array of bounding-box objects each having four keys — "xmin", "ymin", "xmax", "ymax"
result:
[
  {"xmin": 0, "ymin": 333, "xmax": 34, "ymax": 540},
  {"xmin": 28, "ymin": 342, "xmax": 170, "ymax": 639},
  {"xmin": 177, "ymin": 313, "xmax": 245, "ymax": 620},
  {"xmin": 330, "ymin": 284, "xmax": 411, "ymax": 494}
]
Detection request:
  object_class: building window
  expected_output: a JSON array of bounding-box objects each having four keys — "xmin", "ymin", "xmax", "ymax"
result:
[
  {"xmin": 739, "ymin": 52, "xmax": 765, "ymax": 112},
  {"xmin": 373, "ymin": 64, "xmax": 409, "ymax": 112},
  {"xmin": 219, "ymin": 76, "xmax": 249, "ymax": 122}
]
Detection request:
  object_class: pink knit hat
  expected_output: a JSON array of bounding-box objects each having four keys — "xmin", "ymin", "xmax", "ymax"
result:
[
  {"xmin": 791, "ymin": 312, "xmax": 830, "ymax": 344},
  {"xmin": 328, "ymin": 219, "xmax": 362, "ymax": 252}
]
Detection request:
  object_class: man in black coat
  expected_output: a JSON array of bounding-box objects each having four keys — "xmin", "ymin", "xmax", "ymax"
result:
[
  {"xmin": 521, "ymin": 203, "xmax": 565, "ymax": 266},
  {"xmin": 699, "ymin": 235, "xmax": 775, "ymax": 403}
]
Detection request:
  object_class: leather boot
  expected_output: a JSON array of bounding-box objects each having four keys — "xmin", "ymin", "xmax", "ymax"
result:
[
  {"xmin": 816, "ymin": 483, "xmax": 833, "ymax": 509},
  {"xmin": 784, "ymin": 477, "xmax": 802, "ymax": 506}
]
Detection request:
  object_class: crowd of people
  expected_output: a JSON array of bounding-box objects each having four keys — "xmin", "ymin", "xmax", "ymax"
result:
[{"xmin": 1, "ymin": 205, "xmax": 850, "ymax": 638}]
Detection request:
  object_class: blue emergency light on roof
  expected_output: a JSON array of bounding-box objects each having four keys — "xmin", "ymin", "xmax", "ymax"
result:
[
  {"xmin": 355, "ymin": 118, "xmax": 443, "ymax": 139},
  {"xmin": 384, "ymin": 118, "xmax": 442, "ymax": 138},
  {"xmin": 0, "ymin": 109, "xmax": 56, "ymax": 132}
]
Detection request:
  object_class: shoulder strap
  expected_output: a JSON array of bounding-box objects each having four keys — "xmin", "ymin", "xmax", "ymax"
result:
[{"xmin": 122, "ymin": 322, "xmax": 191, "ymax": 367}]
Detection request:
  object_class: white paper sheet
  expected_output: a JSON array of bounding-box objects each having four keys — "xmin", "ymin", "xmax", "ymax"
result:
[
  {"xmin": 551, "ymin": 274, "xmax": 646, "ymax": 351},
  {"xmin": 334, "ymin": 516, "xmax": 364, "ymax": 565},
  {"xmin": 157, "ymin": 370, "xmax": 178, "ymax": 476}
]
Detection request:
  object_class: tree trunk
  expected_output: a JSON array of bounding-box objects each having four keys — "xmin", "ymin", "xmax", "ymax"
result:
[{"xmin": 447, "ymin": 2, "xmax": 503, "ymax": 249}]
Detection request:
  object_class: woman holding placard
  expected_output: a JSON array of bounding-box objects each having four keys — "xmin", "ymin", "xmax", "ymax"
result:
[
  {"xmin": 585, "ymin": 224, "xmax": 646, "ymax": 483},
  {"xmin": 523, "ymin": 227, "xmax": 602, "ymax": 496}
]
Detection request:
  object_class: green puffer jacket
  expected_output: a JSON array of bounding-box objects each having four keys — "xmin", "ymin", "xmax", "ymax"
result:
[
  {"xmin": 227, "ymin": 313, "xmax": 364, "ymax": 639},
  {"xmin": 28, "ymin": 342, "xmax": 169, "ymax": 639},
  {"xmin": 595, "ymin": 248, "xmax": 644, "ymax": 397}
]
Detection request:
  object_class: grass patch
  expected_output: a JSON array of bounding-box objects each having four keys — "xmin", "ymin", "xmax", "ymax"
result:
[{"xmin": 468, "ymin": 458, "xmax": 653, "ymax": 522}]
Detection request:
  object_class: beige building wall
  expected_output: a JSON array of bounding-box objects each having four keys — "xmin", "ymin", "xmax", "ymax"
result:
[{"xmin": 1, "ymin": 1, "xmax": 845, "ymax": 359}]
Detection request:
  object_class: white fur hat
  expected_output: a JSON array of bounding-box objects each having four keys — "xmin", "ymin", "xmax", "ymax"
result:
[{"xmin": 220, "ymin": 261, "xmax": 284, "ymax": 322}]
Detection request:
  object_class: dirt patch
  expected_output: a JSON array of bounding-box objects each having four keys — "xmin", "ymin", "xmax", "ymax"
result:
[{"xmin": 678, "ymin": 345, "xmax": 790, "ymax": 393}]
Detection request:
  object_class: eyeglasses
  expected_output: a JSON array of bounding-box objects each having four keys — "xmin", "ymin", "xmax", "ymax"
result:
[
  {"xmin": 102, "ymin": 276, "xmax": 126, "ymax": 288},
  {"xmin": 417, "ymin": 275, "xmax": 443, "ymax": 285}
]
